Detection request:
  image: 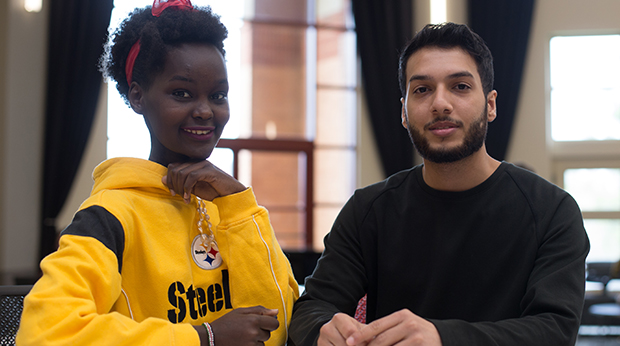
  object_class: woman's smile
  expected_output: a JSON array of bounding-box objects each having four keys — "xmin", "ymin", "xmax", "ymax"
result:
[{"xmin": 182, "ymin": 126, "xmax": 216, "ymax": 140}]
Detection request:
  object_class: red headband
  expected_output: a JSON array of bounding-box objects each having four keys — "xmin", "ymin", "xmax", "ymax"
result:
[
  {"xmin": 152, "ymin": 0, "xmax": 193, "ymax": 16},
  {"xmin": 125, "ymin": 0, "xmax": 194, "ymax": 86}
]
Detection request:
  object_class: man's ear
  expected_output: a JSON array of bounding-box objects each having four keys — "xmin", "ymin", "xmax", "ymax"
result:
[
  {"xmin": 127, "ymin": 82, "xmax": 145, "ymax": 115},
  {"xmin": 400, "ymin": 97, "xmax": 408, "ymax": 129},
  {"xmin": 486, "ymin": 90, "xmax": 498, "ymax": 123}
]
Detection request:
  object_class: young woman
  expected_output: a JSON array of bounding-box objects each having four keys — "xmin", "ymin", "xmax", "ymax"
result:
[{"xmin": 17, "ymin": 1, "xmax": 298, "ymax": 345}]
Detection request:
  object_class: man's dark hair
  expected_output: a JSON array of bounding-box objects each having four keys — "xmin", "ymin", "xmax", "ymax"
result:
[
  {"xmin": 398, "ymin": 22, "xmax": 494, "ymax": 98},
  {"xmin": 99, "ymin": 6, "xmax": 228, "ymax": 104}
]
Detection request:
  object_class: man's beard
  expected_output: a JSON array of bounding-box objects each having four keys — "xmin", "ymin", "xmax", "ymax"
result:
[{"xmin": 406, "ymin": 106, "xmax": 488, "ymax": 164}]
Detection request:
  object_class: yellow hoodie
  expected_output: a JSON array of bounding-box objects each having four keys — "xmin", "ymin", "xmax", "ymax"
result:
[{"xmin": 17, "ymin": 157, "xmax": 299, "ymax": 346}]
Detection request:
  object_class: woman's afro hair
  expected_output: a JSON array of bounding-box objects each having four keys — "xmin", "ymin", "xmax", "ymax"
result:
[{"xmin": 99, "ymin": 5, "xmax": 228, "ymax": 104}]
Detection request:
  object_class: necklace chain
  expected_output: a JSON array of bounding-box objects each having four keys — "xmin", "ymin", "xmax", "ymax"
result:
[{"xmin": 196, "ymin": 197, "xmax": 215, "ymax": 247}]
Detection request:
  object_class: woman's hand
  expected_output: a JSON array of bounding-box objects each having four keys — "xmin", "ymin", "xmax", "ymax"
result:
[
  {"xmin": 162, "ymin": 160, "xmax": 246, "ymax": 202},
  {"xmin": 210, "ymin": 306, "xmax": 279, "ymax": 346}
]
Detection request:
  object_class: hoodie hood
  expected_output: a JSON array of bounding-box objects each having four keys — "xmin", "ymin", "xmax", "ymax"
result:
[{"xmin": 91, "ymin": 157, "xmax": 169, "ymax": 196}]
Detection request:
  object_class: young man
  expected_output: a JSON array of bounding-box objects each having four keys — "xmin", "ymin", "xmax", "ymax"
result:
[{"xmin": 288, "ymin": 23, "xmax": 589, "ymax": 346}]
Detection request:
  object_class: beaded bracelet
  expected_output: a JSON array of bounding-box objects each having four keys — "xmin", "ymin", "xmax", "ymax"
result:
[{"xmin": 203, "ymin": 322, "xmax": 215, "ymax": 346}]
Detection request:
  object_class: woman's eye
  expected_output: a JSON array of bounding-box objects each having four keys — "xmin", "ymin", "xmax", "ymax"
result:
[
  {"xmin": 212, "ymin": 93, "xmax": 228, "ymax": 101},
  {"xmin": 172, "ymin": 90, "xmax": 191, "ymax": 98}
]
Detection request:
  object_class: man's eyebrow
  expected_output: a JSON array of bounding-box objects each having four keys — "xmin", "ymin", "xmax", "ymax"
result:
[
  {"xmin": 408, "ymin": 71, "xmax": 475, "ymax": 83},
  {"xmin": 408, "ymin": 74, "xmax": 431, "ymax": 83},
  {"xmin": 447, "ymin": 71, "xmax": 474, "ymax": 79}
]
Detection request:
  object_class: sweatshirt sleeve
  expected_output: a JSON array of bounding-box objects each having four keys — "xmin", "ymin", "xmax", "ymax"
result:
[
  {"xmin": 213, "ymin": 187, "xmax": 300, "ymax": 346},
  {"xmin": 16, "ymin": 207, "xmax": 200, "ymax": 346}
]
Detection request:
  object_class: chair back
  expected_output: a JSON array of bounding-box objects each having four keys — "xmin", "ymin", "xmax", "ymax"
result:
[{"xmin": 0, "ymin": 285, "xmax": 32, "ymax": 346}]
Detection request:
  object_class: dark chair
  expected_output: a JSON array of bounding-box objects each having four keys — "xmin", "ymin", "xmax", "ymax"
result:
[
  {"xmin": 0, "ymin": 285, "xmax": 32, "ymax": 346},
  {"xmin": 284, "ymin": 251, "xmax": 322, "ymax": 285},
  {"xmin": 587, "ymin": 262, "xmax": 615, "ymax": 287},
  {"xmin": 582, "ymin": 262, "xmax": 620, "ymax": 327}
]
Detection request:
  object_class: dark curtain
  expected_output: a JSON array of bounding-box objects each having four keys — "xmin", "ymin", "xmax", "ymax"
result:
[
  {"xmin": 352, "ymin": 1, "xmax": 414, "ymax": 178},
  {"xmin": 40, "ymin": 0, "xmax": 114, "ymax": 260},
  {"xmin": 468, "ymin": 0, "xmax": 536, "ymax": 161}
]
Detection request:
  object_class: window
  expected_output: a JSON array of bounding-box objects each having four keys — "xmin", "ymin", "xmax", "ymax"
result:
[
  {"xmin": 549, "ymin": 35, "xmax": 620, "ymax": 142},
  {"xmin": 107, "ymin": 0, "xmax": 357, "ymax": 251},
  {"xmin": 550, "ymin": 35, "xmax": 620, "ymax": 263},
  {"xmin": 560, "ymin": 165, "xmax": 620, "ymax": 262}
]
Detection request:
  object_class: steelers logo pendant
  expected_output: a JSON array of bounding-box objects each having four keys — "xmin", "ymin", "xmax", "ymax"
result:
[{"xmin": 191, "ymin": 235, "xmax": 222, "ymax": 270}]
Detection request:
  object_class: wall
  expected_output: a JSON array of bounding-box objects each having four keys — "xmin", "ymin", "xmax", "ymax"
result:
[
  {"xmin": 357, "ymin": 80, "xmax": 383, "ymax": 188},
  {"xmin": 0, "ymin": 0, "xmax": 48, "ymax": 280},
  {"xmin": 0, "ymin": 0, "xmax": 7, "ymax": 278}
]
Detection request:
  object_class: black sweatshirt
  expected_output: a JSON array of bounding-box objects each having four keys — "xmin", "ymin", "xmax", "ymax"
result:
[{"xmin": 289, "ymin": 162, "xmax": 589, "ymax": 346}]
